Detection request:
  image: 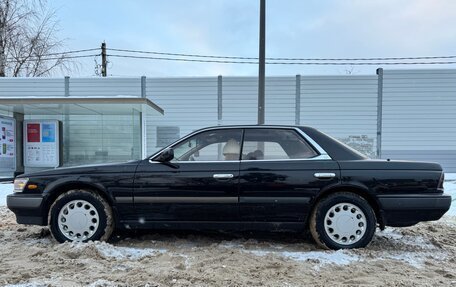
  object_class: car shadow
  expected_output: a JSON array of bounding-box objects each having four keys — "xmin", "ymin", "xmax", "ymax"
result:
[{"xmin": 109, "ymin": 228, "xmax": 314, "ymax": 246}]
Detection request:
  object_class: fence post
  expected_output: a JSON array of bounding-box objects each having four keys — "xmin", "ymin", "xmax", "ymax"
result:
[
  {"xmin": 63, "ymin": 76, "xmax": 70, "ymax": 165},
  {"xmin": 217, "ymin": 75, "xmax": 223, "ymax": 125},
  {"xmin": 141, "ymin": 76, "xmax": 146, "ymax": 98},
  {"xmin": 140, "ymin": 76, "xmax": 147, "ymax": 158},
  {"xmin": 64, "ymin": 76, "xmax": 70, "ymax": 97},
  {"xmin": 376, "ymin": 68, "xmax": 384, "ymax": 159},
  {"xmin": 295, "ymin": 74, "xmax": 301, "ymax": 125}
]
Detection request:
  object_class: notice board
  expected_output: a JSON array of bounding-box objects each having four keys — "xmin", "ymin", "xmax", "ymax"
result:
[
  {"xmin": 0, "ymin": 115, "xmax": 16, "ymax": 172},
  {"xmin": 24, "ymin": 120, "xmax": 60, "ymax": 168}
]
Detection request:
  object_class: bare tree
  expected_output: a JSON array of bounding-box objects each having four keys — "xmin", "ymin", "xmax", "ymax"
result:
[{"xmin": 0, "ymin": 0, "xmax": 70, "ymax": 77}]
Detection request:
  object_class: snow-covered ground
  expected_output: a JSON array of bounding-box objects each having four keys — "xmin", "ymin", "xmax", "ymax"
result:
[
  {"xmin": 0, "ymin": 175, "xmax": 456, "ymax": 286},
  {"xmin": 444, "ymin": 174, "xmax": 456, "ymax": 216},
  {"xmin": 0, "ymin": 206, "xmax": 455, "ymax": 286},
  {"xmin": 0, "ymin": 182, "xmax": 12, "ymax": 206}
]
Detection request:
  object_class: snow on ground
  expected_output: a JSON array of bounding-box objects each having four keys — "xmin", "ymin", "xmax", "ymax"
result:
[
  {"xmin": 444, "ymin": 174, "xmax": 456, "ymax": 216},
  {"xmin": 0, "ymin": 182, "xmax": 13, "ymax": 206},
  {"xmin": 0, "ymin": 210, "xmax": 455, "ymax": 286},
  {"xmin": 70, "ymin": 241, "xmax": 168, "ymax": 260}
]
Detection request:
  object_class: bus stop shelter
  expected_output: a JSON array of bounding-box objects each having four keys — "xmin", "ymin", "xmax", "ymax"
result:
[{"xmin": 0, "ymin": 96, "xmax": 163, "ymax": 178}]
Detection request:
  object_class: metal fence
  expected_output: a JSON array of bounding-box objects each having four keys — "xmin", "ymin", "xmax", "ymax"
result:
[
  {"xmin": 1, "ymin": 68, "xmax": 455, "ymax": 172},
  {"xmin": 144, "ymin": 69, "xmax": 456, "ymax": 171}
]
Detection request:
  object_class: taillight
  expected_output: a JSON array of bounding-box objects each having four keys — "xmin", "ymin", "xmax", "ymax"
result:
[{"xmin": 438, "ymin": 173, "xmax": 445, "ymax": 189}]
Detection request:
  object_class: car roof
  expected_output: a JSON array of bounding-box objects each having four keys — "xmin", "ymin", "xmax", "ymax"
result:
[{"xmin": 194, "ymin": 124, "xmax": 312, "ymax": 131}]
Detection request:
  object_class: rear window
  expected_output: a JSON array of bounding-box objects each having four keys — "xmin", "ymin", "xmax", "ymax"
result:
[{"xmin": 241, "ymin": 129, "xmax": 318, "ymax": 160}]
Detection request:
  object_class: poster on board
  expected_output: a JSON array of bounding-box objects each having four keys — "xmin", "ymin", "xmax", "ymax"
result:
[
  {"xmin": 24, "ymin": 120, "xmax": 60, "ymax": 168},
  {"xmin": 0, "ymin": 115, "xmax": 16, "ymax": 173}
]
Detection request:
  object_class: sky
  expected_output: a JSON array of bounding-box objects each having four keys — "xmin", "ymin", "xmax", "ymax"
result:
[{"xmin": 47, "ymin": 0, "xmax": 456, "ymax": 77}]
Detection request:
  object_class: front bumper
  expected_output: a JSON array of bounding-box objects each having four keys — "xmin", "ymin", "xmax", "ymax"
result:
[
  {"xmin": 378, "ymin": 193, "xmax": 451, "ymax": 227},
  {"xmin": 6, "ymin": 193, "xmax": 48, "ymax": 226}
]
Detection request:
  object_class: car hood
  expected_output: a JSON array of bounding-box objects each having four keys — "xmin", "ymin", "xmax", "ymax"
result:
[{"xmin": 17, "ymin": 160, "xmax": 142, "ymax": 178}]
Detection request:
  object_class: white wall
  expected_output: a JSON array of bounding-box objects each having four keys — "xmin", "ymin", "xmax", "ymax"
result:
[
  {"xmin": 145, "ymin": 77, "xmax": 218, "ymax": 155},
  {"xmin": 0, "ymin": 78, "xmax": 65, "ymax": 98},
  {"xmin": 382, "ymin": 69, "xmax": 456, "ymax": 170},
  {"xmin": 299, "ymin": 75, "xmax": 378, "ymax": 157}
]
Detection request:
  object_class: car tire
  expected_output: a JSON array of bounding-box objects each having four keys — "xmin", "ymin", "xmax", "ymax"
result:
[
  {"xmin": 48, "ymin": 189, "xmax": 114, "ymax": 243},
  {"xmin": 309, "ymin": 192, "xmax": 376, "ymax": 250}
]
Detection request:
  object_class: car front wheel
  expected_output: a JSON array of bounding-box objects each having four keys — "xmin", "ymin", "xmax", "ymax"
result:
[
  {"xmin": 310, "ymin": 192, "xmax": 376, "ymax": 249},
  {"xmin": 49, "ymin": 189, "xmax": 114, "ymax": 243}
]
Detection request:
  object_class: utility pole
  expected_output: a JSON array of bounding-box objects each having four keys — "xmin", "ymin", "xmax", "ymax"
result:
[
  {"xmin": 257, "ymin": 0, "xmax": 266, "ymax": 124},
  {"xmin": 101, "ymin": 41, "xmax": 107, "ymax": 77}
]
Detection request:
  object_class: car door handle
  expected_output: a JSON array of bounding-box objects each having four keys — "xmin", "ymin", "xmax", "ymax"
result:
[
  {"xmin": 314, "ymin": 173, "xmax": 336, "ymax": 179},
  {"xmin": 213, "ymin": 174, "xmax": 234, "ymax": 179}
]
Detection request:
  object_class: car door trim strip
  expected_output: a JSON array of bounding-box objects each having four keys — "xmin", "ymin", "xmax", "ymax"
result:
[
  {"xmin": 130, "ymin": 196, "xmax": 238, "ymax": 204},
  {"xmin": 240, "ymin": 197, "xmax": 311, "ymax": 204},
  {"xmin": 117, "ymin": 196, "xmax": 312, "ymax": 204},
  {"xmin": 115, "ymin": 197, "xmax": 134, "ymax": 204}
]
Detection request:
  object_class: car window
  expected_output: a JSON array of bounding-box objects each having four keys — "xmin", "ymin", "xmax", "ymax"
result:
[
  {"xmin": 172, "ymin": 129, "xmax": 242, "ymax": 162},
  {"xmin": 241, "ymin": 129, "xmax": 318, "ymax": 160}
]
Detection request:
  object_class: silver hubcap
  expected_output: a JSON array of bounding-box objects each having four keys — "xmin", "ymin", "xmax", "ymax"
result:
[
  {"xmin": 324, "ymin": 202, "xmax": 367, "ymax": 245},
  {"xmin": 58, "ymin": 200, "xmax": 99, "ymax": 241}
]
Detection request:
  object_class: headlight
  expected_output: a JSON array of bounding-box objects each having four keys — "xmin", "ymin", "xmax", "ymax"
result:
[{"xmin": 13, "ymin": 178, "xmax": 29, "ymax": 193}]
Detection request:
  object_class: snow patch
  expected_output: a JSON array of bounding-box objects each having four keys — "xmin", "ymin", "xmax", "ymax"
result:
[
  {"xmin": 24, "ymin": 237, "xmax": 53, "ymax": 246},
  {"xmin": 219, "ymin": 241, "xmax": 360, "ymax": 268},
  {"xmin": 376, "ymin": 227, "xmax": 446, "ymax": 268},
  {"xmin": 444, "ymin": 178, "xmax": 456, "ymax": 217},
  {"xmin": 86, "ymin": 242, "xmax": 167, "ymax": 260},
  {"xmin": 445, "ymin": 173, "xmax": 456, "ymax": 181},
  {"xmin": 235, "ymin": 227, "xmax": 443, "ymax": 270},
  {"xmin": 88, "ymin": 279, "xmax": 120, "ymax": 287},
  {"xmin": 378, "ymin": 228, "xmax": 434, "ymax": 249},
  {"xmin": 4, "ymin": 283, "xmax": 48, "ymax": 287},
  {"xmin": 249, "ymin": 249, "xmax": 359, "ymax": 267},
  {"xmin": 0, "ymin": 183, "xmax": 13, "ymax": 206},
  {"xmin": 385, "ymin": 252, "xmax": 445, "ymax": 269}
]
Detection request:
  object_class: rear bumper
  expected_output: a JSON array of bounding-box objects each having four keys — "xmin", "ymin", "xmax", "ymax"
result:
[
  {"xmin": 378, "ymin": 194, "xmax": 451, "ymax": 227},
  {"xmin": 6, "ymin": 194, "xmax": 47, "ymax": 226}
]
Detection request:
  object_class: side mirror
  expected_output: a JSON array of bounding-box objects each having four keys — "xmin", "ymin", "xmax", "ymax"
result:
[{"xmin": 156, "ymin": 148, "xmax": 174, "ymax": 162}]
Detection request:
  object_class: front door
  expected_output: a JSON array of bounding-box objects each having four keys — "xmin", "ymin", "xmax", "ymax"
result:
[{"xmin": 134, "ymin": 128, "xmax": 243, "ymax": 222}]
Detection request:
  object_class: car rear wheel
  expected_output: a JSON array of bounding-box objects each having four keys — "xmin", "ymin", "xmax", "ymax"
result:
[
  {"xmin": 49, "ymin": 189, "xmax": 114, "ymax": 243},
  {"xmin": 310, "ymin": 192, "xmax": 376, "ymax": 249}
]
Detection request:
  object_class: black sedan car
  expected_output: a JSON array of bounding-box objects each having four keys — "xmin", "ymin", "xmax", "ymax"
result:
[{"xmin": 7, "ymin": 125, "xmax": 451, "ymax": 249}]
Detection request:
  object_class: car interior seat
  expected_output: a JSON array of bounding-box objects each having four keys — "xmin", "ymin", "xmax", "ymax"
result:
[{"xmin": 246, "ymin": 149, "xmax": 264, "ymax": 160}]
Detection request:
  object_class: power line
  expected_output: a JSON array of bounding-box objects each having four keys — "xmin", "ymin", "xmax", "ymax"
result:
[
  {"xmin": 268, "ymin": 61, "xmax": 456, "ymax": 65},
  {"xmin": 5, "ymin": 45, "xmax": 456, "ymax": 65},
  {"xmin": 277, "ymin": 55, "xmax": 456, "ymax": 61},
  {"xmin": 108, "ymin": 48, "xmax": 259, "ymax": 60},
  {"xmin": 264, "ymin": 61, "xmax": 456, "ymax": 65},
  {"xmin": 38, "ymin": 48, "xmax": 100, "ymax": 56},
  {"xmin": 6, "ymin": 54, "xmax": 100, "ymax": 63},
  {"xmin": 108, "ymin": 47, "xmax": 456, "ymax": 62},
  {"xmin": 107, "ymin": 54, "xmax": 456, "ymax": 65},
  {"xmin": 108, "ymin": 54, "xmax": 258, "ymax": 64},
  {"xmin": 4, "ymin": 48, "xmax": 100, "ymax": 62}
]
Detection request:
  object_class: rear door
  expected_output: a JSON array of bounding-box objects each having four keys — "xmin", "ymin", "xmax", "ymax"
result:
[{"xmin": 239, "ymin": 128, "xmax": 340, "ymax": 222}]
